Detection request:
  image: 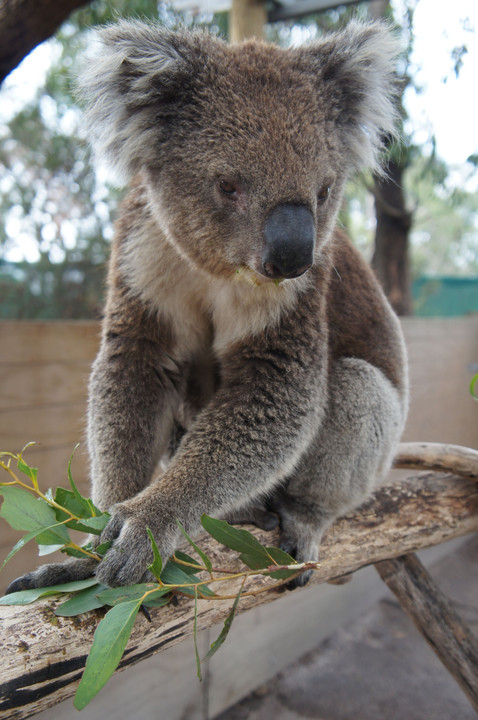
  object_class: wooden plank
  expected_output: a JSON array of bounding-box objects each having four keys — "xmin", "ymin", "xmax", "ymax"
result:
[
  {"xmin": 375, "ymin": 553, "xmax": 478, "ymax": 712},
  {"xmin": 0, "ymin": 472, "xmax": 476, "ymax": 719},
  {"xmin": 0, "ymin": 405, "xmax": 86, "ymax": 450},
  {"xmin": 0, "ymin": 362, "xmax": 90, "ymax": 411},
  {"xmin": 0, "ymin": 322, "xmax": 99, "ymax": 363}
]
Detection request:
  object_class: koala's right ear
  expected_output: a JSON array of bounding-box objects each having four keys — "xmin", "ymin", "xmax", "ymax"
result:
[{"xmin": 78, "ymin": 20, "xmax": 198, "ymax": 185}]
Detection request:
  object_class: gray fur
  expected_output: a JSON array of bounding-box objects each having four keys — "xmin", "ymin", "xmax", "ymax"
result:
[{"xmin": 7, "ymin": 20, "xmax": 407, "ymax": 595}]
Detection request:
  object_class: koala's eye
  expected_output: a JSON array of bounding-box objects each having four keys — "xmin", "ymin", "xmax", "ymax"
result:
[
  {"xmin": 318, "ymin": 185, "xmax": 331, "ymax": 203},
  {"xmin": 219, "ymin": 179, "xmax": 238, "ymax": 196}
]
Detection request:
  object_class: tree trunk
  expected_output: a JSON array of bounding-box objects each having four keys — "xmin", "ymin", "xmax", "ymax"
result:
[
  {"xmin": 371, "ymin": 159, "xmax": 413, "ymax": 316},
  {"xmin": 0, "ymin": 0, "xmax": 89, "ymax": 83},
  {"xmin": 229, "ymin": 0, "xmax": 267, "ymax": 42}
]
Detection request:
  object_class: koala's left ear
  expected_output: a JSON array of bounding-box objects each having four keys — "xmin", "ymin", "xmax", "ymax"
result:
[
  {"xmin": 301, "ymin": 21, "xmax": 401, "ymax": 173},
  {"xmin": 78, "ymin": 20, "xmax": 204, "ymax": 185}
]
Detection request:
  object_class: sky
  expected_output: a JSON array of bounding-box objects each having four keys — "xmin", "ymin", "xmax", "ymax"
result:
[{"xmin": 403, "ymin": 0, "xmax": 478, "ymax": 166}]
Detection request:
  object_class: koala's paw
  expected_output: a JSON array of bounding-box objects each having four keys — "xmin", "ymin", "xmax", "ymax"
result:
[
  {"xmin": 5, "ymin": 557, "xmax": 97, "ymax": 595},
  {"xmin": 95, "ymin": 504, "xmax": 176, "ymax": 587}
]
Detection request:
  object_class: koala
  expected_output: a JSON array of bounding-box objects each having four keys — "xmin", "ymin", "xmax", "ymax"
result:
[{"xmin": 7, "ymin": 19, "xmax": 408, "ymax": 593}]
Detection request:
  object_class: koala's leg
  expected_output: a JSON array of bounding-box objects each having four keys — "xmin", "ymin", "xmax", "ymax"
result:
[{"xmin": 273, "ymin": 357, "xmax": 405, "ymax": 589}]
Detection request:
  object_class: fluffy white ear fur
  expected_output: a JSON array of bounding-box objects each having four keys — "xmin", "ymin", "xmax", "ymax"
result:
[
  {"xmin": 78, "ymin": 20, "xmax": 191, "ymax": 185},
  {"xmin": 303, "ymin": 21, "xmax": 401, "ymax": 173}
]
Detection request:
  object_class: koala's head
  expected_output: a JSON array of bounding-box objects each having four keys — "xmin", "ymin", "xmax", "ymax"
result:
[{"xmin": 80, "ymin": 20, "xmax": 399, "ymax": 283}]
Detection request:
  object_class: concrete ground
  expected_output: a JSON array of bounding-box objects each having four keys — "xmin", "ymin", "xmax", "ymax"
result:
[{"xmin": 215, "ymin": 535, "xmax": 478, "ymax": 720}]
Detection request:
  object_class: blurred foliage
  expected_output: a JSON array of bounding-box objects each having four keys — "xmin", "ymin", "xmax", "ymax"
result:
[{"xmin": 0, "ymin": 0, "xmax": 477, "ymax": 319}]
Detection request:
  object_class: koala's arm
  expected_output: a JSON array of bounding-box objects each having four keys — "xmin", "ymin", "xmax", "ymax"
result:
[
  {"xmin": 94, "ymin": 284, "xmax": 329, "ymax": 587},
  {"xmin": 88, "ymin": 287, "xmax": 180, "ymax": 511}
]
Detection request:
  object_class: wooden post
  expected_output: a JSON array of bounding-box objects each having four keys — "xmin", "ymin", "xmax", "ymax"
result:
[
  {"xmin": 376, "ymin": 554, "xmax": 478, "ymax": 713},
  {"xmin": 229, "ymin": 0, "xmax": 267, "ymax": 43}
]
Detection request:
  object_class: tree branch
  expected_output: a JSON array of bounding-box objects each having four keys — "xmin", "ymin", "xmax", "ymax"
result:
[
  {"xmin": 1, "ymin": 469, "xmax": 477, "ymax": 718},
  {"xmin": 0, "ymin": 0, "xmax": 89, "ymax": 83}
]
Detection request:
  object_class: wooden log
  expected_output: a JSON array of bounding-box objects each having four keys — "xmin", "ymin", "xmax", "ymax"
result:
[
  {"xmin": 0, "ymin": 471, "xmax": 477, "ymax": 719},
  {"xmin": 394, "ymin": 442, "xmax": 478, "ymax": 479},
  {"xmin": 375, "ymin": 554, "xmax": 478, "ymax": 712}
]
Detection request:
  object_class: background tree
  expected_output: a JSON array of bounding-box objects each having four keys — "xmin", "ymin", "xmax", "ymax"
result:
[{"xmin": 1, "ymin": 0, "xmax": 477, "ymax": 319}]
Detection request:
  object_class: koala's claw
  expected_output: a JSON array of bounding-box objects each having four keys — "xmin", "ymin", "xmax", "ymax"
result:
[
  {"xmin": 5, "ymin": 557, "xmax": 97, "ymax": 595},
  {"xmin": 6, "ymin": 573, "xmax": 37, "ymax": 595}
]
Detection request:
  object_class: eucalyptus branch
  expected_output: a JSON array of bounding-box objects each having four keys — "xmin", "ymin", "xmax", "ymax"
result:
[{"xmin": 0, "ymin": 448, "xmax": 318, "ymax": 711}]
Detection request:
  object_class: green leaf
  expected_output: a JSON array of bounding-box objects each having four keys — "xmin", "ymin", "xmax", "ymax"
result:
[
  {"xmin": 203, "ymin": 579, "xmax": 245, "ymax": 663},
  {"xmin": 1, "ymin": 521, "xmax": 70, "ymax": 571},
  {"xmin": 470, "ymin": 373, "xmax": 478, "ymax": 401},
  {"xmin": 38, "ymin": 543, "xmax": 64, "ymax": 556},
  {"xmin": 17, "ymin": 456, "xmax": 38, "ymax": 487},
  {"xmin": 74, "ymin": 599, "xmax": 142, "ymax": 710},
  {"xmin": 95, "ymin": 541, "xmax": 113, "ymax": 556},
  {"xmin": 53, "ymin": 487, "xmax": 110, "ymax": 533},
  {"xmin": 0, "ymin": 485, "xmax": 70, "ymax": 546},
  {"xmin": 54, "ymin": 486, "xmax": 93, "ymax": 519},
  {"xmin": 73, "ymin": 514, "xmax": 110, "ymax": 534},
  {"xmin": 146, "ymin": 528, "xmax": 162, "ymax": 579},
  {"xmin": 262, "ymin": 546, "xmax": 300, "ymax": 579},
  {"xmin": 160, "ymin": 561, "xmax": 216, "ymax": 598},
  {"xmin": 0, "ymin": 578, "xmax": 100, "ymax": 605},
  {"xmin": 143, "ymin": 594, "xmax": 170, "ymax": 609},
  {"xmin": 201, "ymin": 515, "xmax": 271, "ymax": 567},
  {"xmin": 97, "ymin": 584, "xmax": 170, "ymax": 607},
  {"xmin": 194, "ymin": 587, "xmax": 202, "ymax": 681},
  {"xmin": 239, "ymin": 546, "xmax": 299, "ymax": 579},
  {"xmin": 67, "ymin": 447, "xmax": 103, "ymax": 518},
  {"xmin": 55, "ymin": 583, "xmax": 108, "ymax": 616},
  {"xmin": 176, "ymin": 519, "xmax": 213, "ymax": 572}
]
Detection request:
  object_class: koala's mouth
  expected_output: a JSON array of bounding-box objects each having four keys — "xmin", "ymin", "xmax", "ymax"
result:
[{"xmin": 235, "ymin": 264, "xmax": 309, "ymax": 287}]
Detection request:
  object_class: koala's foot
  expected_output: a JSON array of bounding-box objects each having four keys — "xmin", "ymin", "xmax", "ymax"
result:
[
  {"xmin": 279, "ymin": 530, "xmax": 319, "ymax": 590},
  {"xmin": 225, "ymin": 503, "xmax": 279, "ymax": 532},
  {"xmin": 5, "ymin": 557, "xmax": 98, "ymax": 595}
]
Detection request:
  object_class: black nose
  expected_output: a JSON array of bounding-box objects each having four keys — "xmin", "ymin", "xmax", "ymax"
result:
[{"xmin": 262, "ymin": 204, "xmax": 315, "ymax": 280}]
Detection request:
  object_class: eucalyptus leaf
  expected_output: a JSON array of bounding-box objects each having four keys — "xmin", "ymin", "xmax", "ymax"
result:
[
  {"xmin": 0, "ymin": 485, "xmax": 70, "ymax": 546},
  {"xmin": 203, "ymin": 580, "xmax": 245, "ymax": 663},
  {"xmin": 146, "ymin": 528, "xmax": 162, "ymax": 579},
  {"xmin": 201, "ymin": 514, "xmax": 271, "ymax": 566},
  {"xmin": 160, "ymin": 561, "xmax": 216, "ymax": 598},
  {"xmin": 194, "ymin": 588, "xmax": 202, "ymax": 681},
  {"xmin": 17, "ymin": 456, "xmax": 38, "ymax": 486},
  {"xmin": 0, "ymin": 521, "xmax": 71, "ymax": 571},
  {"xmin": 0, "ymin": 578, "xmax": 100, "ymax": 605},
  {"xmin": 97, "ymin": 583, "xmax": 169, "ymax": 607},
  {"xmin": 143, "ymin": 593, "xmax": 171, "ymax": 609},
  {"xmin": 74, "ymin": 599, "xmax": 142, "ymax": 710},
  {"xmin": 176, "ymin": 519, "xmax": 213, "ymax": 572},
  {"xmin": 67, "ymin": 448, "xmax": 103, "ymax": 517},
  {"xmin": 38, "ymin": 543, "xmax": 65, "ymax": 556},
  {"xmin": 239, "ymin": 546, "xmax": 299, "ymax": 579},
  {"xmin": 56, "ymin": 583, "xmax": 108, "ymax": 616}
]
